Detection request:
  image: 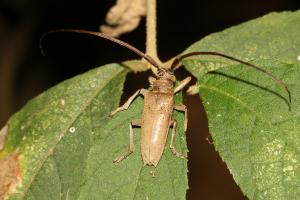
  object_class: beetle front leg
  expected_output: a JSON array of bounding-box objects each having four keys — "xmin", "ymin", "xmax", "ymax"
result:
[
  {"xmin": 109, "ymin": 89, "xmax": 148, "ymax": 117},
  {"xmin": 174, "ymin": 76, "xmax": 191, "ymax": 94},
  {"xmin": 174, "ymin": 104, "xmax": 188, "ymax": 131},
  {"xmin": 169, "ymin": 120, "xmax": 187, "ymax": 159},
  {"xmin": 114, "ymin": 120, "xmax": 141, "ymax": 163}
]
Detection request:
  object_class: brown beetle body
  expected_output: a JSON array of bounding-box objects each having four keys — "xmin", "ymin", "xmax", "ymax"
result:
[
  {"xmin": 141, "ymin": 79, "xmax": 174, "ymax": 166},
  {"xmin": 110, "ymin": 72, "xmax": 189, "ymax": 167}
]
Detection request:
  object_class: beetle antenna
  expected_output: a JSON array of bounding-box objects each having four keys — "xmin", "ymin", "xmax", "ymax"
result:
[
  {"xmin": 40, "ymin": 29, "xmax": 160, "ymax": 69},
  {"xmin": 171, "ymin": 51, "xmax": 291, "ymax": 105}
]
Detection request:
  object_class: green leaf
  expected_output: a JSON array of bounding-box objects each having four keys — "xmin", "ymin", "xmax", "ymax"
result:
[
  {"xmin": 182, "ymin": 10, "xmax": 300, "ymax": 200},
  {"xmin": 194, "ymin": 60, "xmax": 300, "ymax": 200},
  {"xmin": 183, "ymin": 11, "xmax": 300, "ymax": 76},
  {"xmin": 0, "ymin": 63, "xmax": 188, "ymax": 200}
]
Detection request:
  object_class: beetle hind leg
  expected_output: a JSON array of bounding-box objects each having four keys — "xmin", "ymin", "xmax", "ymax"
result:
[
  {"xmin": 169, "ymin": 120, "xmax": 187, "ymax": 159},
  {"xmin": 113, "ymin": 120, "xmax": 141, "ymax": 164}
]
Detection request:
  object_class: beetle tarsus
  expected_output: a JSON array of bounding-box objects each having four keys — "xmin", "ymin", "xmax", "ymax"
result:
[
  {"xmin": 113, "ymin": 150, "xmax": 133, "ymax": 163},
  {"xmin": 170, "ymin": 147, "xmax": 187, "ymax": 159}
]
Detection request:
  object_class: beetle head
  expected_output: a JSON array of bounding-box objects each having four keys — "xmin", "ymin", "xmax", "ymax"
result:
[{"xmin": 156, "ymin": 68, "xmax": 176, "ymax": 82}]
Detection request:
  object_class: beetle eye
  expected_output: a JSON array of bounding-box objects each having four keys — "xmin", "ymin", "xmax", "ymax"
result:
[{"xmin": 157, "ymin": 69, "xmax": 164, "ymax": 77}]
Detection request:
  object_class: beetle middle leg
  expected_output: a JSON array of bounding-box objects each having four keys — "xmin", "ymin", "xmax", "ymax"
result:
[
  {"xmin": 114, "ymin": 119, "xmax": 141, "ymax": 163},
  {"xmin": 174, "ymin": 104, "xmax": 188, "ymax": 131},
  {"xmin": 169, "ymin": 120, "xmax": 187, "ymax": 159}
]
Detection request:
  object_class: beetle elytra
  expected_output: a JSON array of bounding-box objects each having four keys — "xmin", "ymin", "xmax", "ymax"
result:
[{"xmin": 41, "ymin": 29, "xmax": 291, "ymax": 167}]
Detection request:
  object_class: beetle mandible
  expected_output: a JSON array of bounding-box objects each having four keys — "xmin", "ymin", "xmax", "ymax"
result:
[{"xmin": 41, "ymin": 29, "xmax": 291, "ymax": 167}]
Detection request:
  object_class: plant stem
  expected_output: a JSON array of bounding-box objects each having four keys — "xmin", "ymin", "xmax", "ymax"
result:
[{"xmin": 146, "ymin": 0, "xmax": 162, "ymax": 72}]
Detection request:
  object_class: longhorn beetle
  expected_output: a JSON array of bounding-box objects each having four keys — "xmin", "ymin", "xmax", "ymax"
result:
[{"xmin": 41, "ymin": 29, "xmax": 291, "ymax": 167}]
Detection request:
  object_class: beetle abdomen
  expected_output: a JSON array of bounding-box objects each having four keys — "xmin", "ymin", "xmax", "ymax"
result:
[{"xmin": 140, "ymin": 92, "xmax": 173, "ymax": 166}]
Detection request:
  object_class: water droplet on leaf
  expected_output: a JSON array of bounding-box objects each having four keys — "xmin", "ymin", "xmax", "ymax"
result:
[{"xmin": 69, "ymin": 127, "xmax": 76, "ymax": 133}]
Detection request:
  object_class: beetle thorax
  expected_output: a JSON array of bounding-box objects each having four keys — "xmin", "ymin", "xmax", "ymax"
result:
[{"xmin": 152, "ymin": 78, "xmax": 173, "ymax": 93}]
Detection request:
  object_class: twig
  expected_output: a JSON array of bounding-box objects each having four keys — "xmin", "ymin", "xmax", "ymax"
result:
[{"xmin": 145, "ymin": 0, "xmax": 162, "ymax": 73}]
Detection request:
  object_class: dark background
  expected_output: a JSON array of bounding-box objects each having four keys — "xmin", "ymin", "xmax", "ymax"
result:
[{"xmin": 0, "ymin": 0, "xmax": 299, "ymax": 199}]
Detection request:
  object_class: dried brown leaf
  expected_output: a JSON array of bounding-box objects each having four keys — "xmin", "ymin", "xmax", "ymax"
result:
[
  {"xmin": 0, "ymin": 153, "xmax": 21, "ymax": 200},
  {"xmin": 100, "ymin": 0, "xmax": 146, "ymax": 37},
  {"xmin": 0, "ymin": 125, "xmax": 8, "ymax": 151}
]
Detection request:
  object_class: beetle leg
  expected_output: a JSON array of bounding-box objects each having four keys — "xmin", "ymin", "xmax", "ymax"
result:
[
  {"xmin": 109, "ymin": 89, "xmax": 148, "ymax": 117},
  {"xmin": 148, "ymin": 76, "xmax": 156, "ymax": 86},
  {"xmin": 174, "ymin": 76, "xmax": 191, "ymax": 94},
  {"xmin": 174, "ymin": 104, "xmax": 188, "ymax": 132},
  {"xmin": 169, "ymin": 120, "xmax": 187, "ymax": 159},
  {"xmin": 113, "ymin": 120, "xmax": 141, "ymax": 163}
]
